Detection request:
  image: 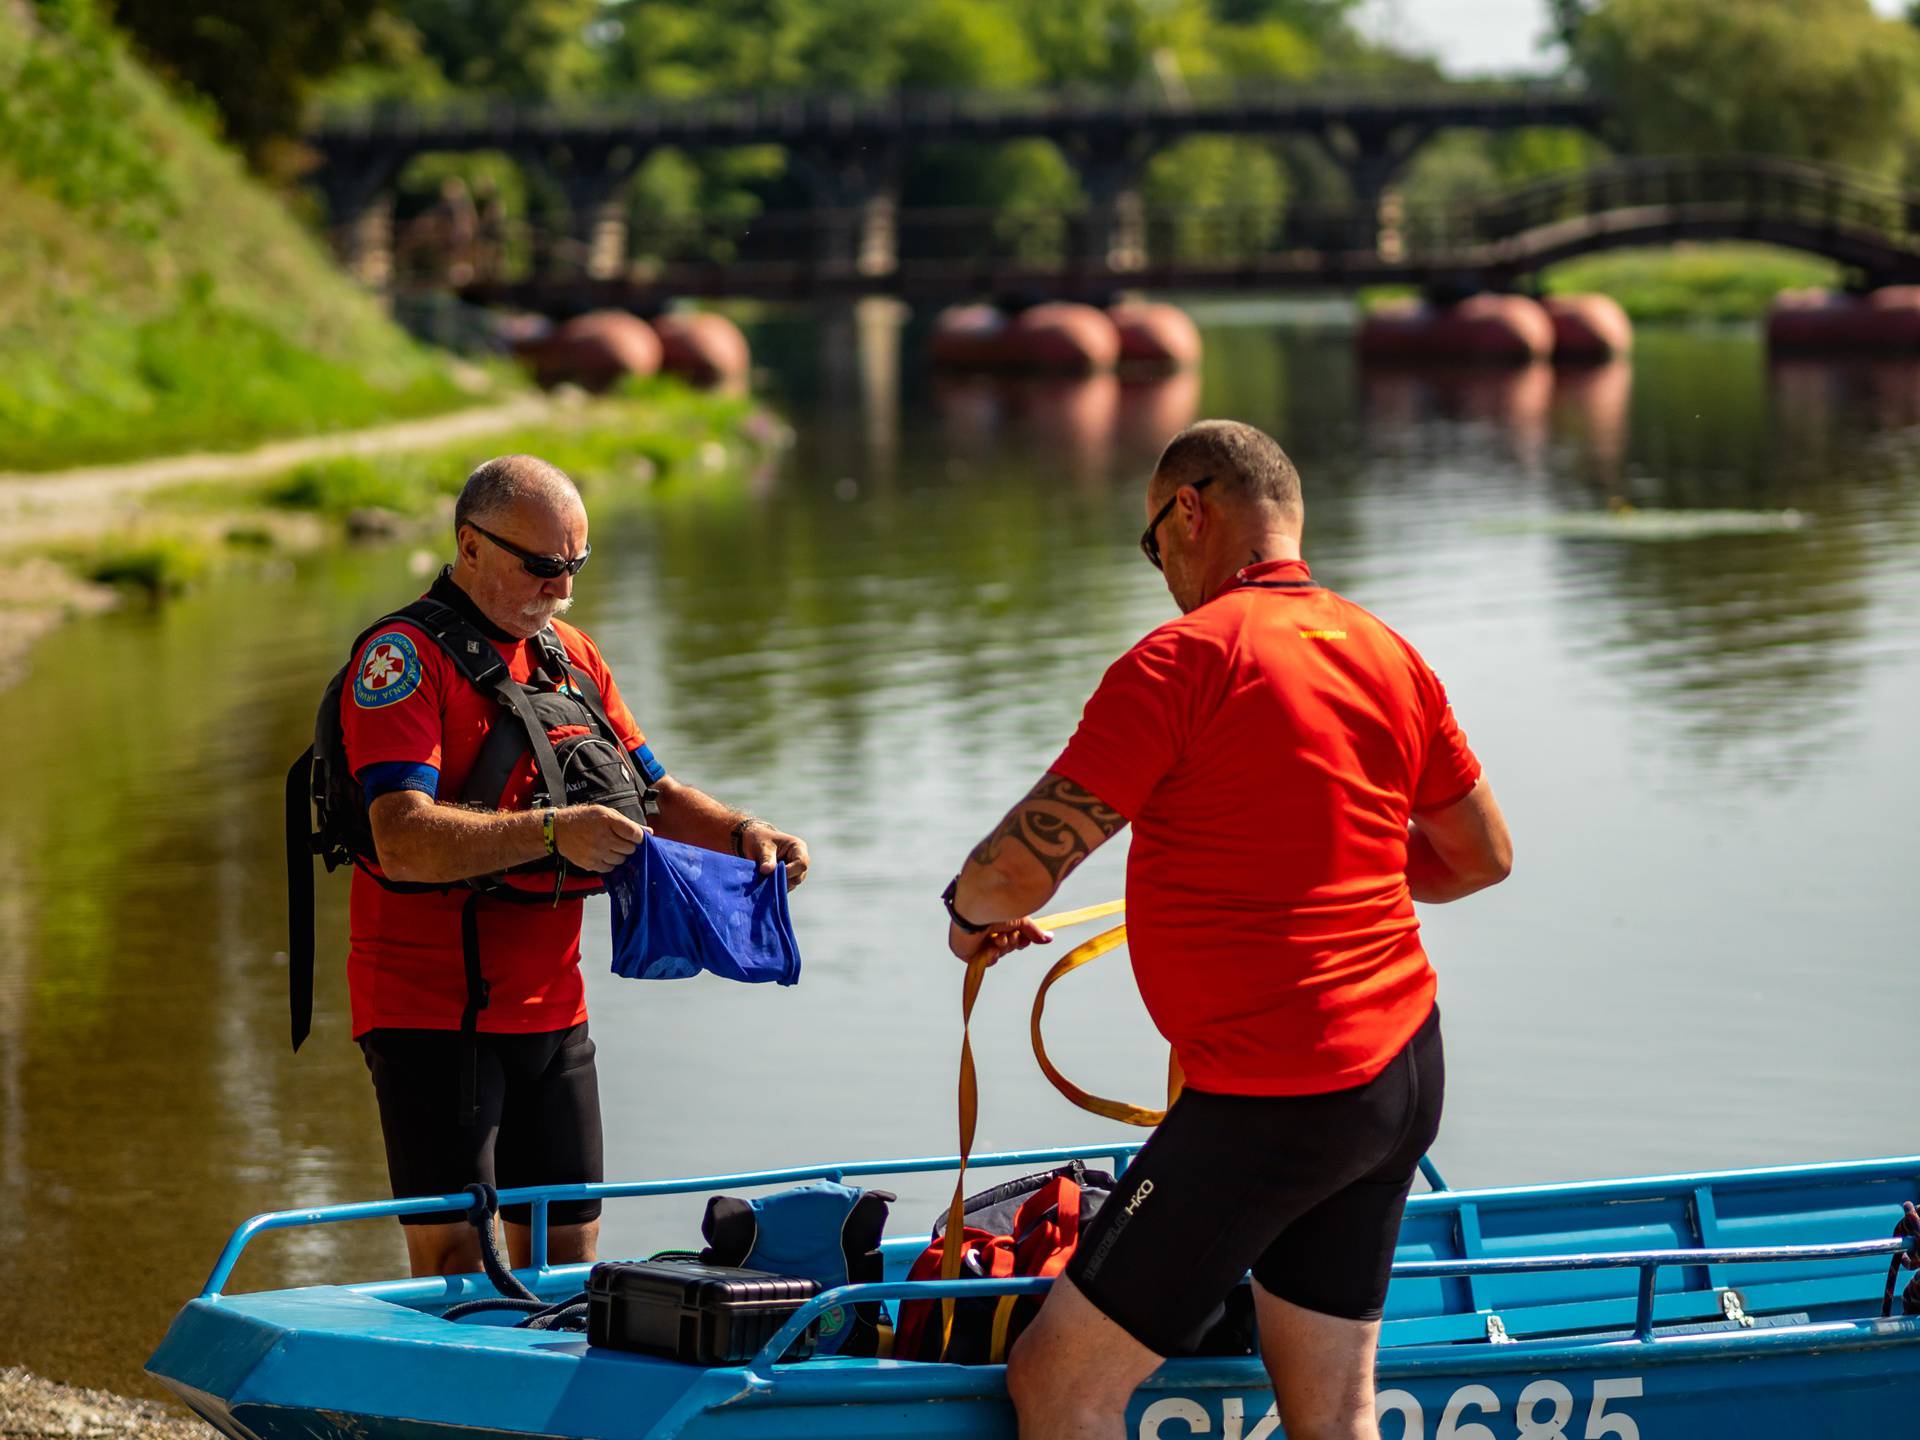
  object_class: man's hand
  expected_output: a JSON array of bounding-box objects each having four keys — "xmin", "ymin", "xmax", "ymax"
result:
[
  {"xmin": 741, "ymin": 823, "xmax": 811, "ymax": 890},
  {"xmin": 553, "ymin": 804, "xmax": 649, "ymax": 873},
  {"xmin": 948, "ymin": 916, "xmax": 1054, "ymax": 965}
]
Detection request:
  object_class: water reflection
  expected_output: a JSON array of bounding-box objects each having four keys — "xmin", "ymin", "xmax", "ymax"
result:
[
  {"xmin": 1549, "ymin": 361, "xmax": 1632, "ymax": 491},
  {"xmin": 930, "ymin": 371, "xmax": 1200, "ymax": 483},
  {"xmin": 1770, "ymin": 355, "xmax": 1920, "ymax": 436},
  {"xmin": 1538, "ymin": 344, "xmax": 1920, "ymax": 781},
  {"xmin": 1359, "ymin": 361, "xmax": 1556, "ymax": 473}
]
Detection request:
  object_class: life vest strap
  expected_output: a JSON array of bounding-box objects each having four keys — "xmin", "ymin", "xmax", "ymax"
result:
[
  {"xmin": 458, "ymin": 892, "xmax": 490, "ymax": 1125},
  {"xmin": 287, "ymin": 746, "xmax": 317, "ymax": 1052}
]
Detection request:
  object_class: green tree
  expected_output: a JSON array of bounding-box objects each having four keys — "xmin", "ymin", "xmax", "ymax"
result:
[
  {"xmin": 1143, "ymin": 135, "xmax": 1287, "ymax": 259},
  {"xmin": 1574, "ymin": 0, "xmax": 1920, "ymax": 176},
  {"xmin": 96, "ymin": 0, "xmax": 385, "ymax": 168},
  {"xmin": 394, "ymin": 0, "xmax": 601, "ymax": 96},
  {"xmin": 896, "ymin": 0, "xmax": 1039, "ymax": 91}
]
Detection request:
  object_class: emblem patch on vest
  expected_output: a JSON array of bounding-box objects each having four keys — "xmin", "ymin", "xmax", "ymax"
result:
[{"xmin": 354, "ymin": 631, "xmax": 424, "ymax": 708}]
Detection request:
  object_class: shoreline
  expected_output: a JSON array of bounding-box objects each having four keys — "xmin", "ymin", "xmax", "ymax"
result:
[
  {"xmin": 0, "ymin": 1368, "xmax": 213, "ymax": 1440},
  {"xmin": 0, "ymin": 383, "xmax": 781, "ymax": 694},
  {"xmin": 0, "ymin": 393, "xmax": 557, "ymax": 550}
]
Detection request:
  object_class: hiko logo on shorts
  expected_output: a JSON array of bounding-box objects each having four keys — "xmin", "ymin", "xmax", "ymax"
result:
[
  {"xmin": 1080, "ymin": 1178, "xmax": 1154, "ymax": 1282},
  {"xmin": 354, "ymin": 631, "xmax": 425, "ymax": 709}
]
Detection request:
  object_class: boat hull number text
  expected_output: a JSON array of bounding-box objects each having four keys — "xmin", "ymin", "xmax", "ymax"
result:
[{"xmin": 1137, "ymin": 1377, "xmax": 1646, "ymax": 1440}]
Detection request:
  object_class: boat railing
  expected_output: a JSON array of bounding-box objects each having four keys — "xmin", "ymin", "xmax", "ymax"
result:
[
  {"xmin": 199, "ymin": 1144, "xmax": 1453, "ymax": 1299},
  {"xmin": 198, "ymin": 1142, "xmax": 1154, "ymax": 1297},
  {"xmin": 736, "ymin": 1234, "xmax": 1920, "ymax": 1391}
]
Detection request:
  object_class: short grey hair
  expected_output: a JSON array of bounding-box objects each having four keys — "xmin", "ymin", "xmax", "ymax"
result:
[
  {"xmin": 1151, "ymin": 420, "xmax": 1302, "ymax": 518},
  {"xmin": 454, "ymin": 454, "xmax": 582, "ymax": 536}
]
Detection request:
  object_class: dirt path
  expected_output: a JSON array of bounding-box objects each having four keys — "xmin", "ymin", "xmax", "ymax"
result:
[
  {"xmin": 0, "ymin": 393, "xmax": 563, "ymax": 689},
  {"xmin": 0, "ymin": 393, "xmax": 556, "ymax": 547}
]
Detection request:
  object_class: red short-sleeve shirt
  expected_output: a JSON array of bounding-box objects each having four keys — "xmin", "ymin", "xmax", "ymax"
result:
[
  {"xmin": 340, "ymin": 588, "xmax": 645, "ymax": 1038},
  {"xmin": 1051, "ymin": 559, "xmax": 1480, "ymax": 1097}
]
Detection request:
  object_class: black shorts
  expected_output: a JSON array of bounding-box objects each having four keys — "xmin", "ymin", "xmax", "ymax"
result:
[
  {"xmin": 359, "ymin": 1023, "xmax": 605, "ymax": 1227},
  {"xmin": 1065, "ymin": 1005, "xmax": 1444, "ymax": 1356}
]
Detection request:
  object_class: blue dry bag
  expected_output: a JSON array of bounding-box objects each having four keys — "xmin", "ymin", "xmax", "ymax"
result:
[{"xmin": 607, "ymin": 835, "xmax": 801, "ymax": 985}]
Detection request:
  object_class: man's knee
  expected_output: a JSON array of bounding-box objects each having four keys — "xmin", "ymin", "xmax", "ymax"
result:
[
  {"xmin": 1005, "ymin": 1277, "xmax": 1162, "ymax": 1429},
  {"xmin": 404, "ymin": 1221, "xmax": 482, "ymax": 1277}
]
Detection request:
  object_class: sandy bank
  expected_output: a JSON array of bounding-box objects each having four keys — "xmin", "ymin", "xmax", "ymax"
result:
[{"xmin": 0, "ymin": 1368, "xmax": 214, "ymax": 1440}]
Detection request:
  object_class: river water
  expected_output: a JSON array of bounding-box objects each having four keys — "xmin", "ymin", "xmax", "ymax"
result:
[{"xmin": 1, "ymin": 313, "xmax": 1917, "ymax": 1397}]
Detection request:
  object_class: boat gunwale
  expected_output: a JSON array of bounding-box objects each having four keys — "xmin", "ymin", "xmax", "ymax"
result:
[{"xmin": 198, "ymin": 1146, "xmax": 1920, "ymax": 1300}]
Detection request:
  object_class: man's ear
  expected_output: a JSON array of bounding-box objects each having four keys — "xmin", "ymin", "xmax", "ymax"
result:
[
  {"xmin": 1182, "ymin": 486, "xmax": 1207, "ymax": 541},
  {"xmin": 455, "ymin": 524, "xmax": 480, "ymax": 565}
]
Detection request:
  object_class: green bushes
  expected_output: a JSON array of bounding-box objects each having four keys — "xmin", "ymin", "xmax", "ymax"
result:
[
  {"xmin": 80, "ymin": 536, "xmax": 212, "ymax": 599},
  {"xmin": 266, "ymin": 455, "xmax": 452, "ymax": 519}
]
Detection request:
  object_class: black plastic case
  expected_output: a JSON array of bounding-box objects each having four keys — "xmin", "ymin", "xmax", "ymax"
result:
[{"xmin": 586, "ymin": 1260, "xmax": 821, "ymax": 1365}]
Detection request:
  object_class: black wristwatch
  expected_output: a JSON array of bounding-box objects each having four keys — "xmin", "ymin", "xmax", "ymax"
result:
[{"xmin": 941, "ymin": 877, "xmax": 991, "ymax": 934}]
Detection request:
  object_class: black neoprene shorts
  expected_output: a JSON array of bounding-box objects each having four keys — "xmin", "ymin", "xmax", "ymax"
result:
[
  {"xmin": 1065, "ymin": 1004, "xmax": 1444, "ymax": 1356},
  {"xmin": 359, "ymin": 1022, "xmax": 605, "ymax": 1227}
]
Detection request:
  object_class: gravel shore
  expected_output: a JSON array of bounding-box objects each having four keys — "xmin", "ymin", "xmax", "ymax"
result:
[{"xmin": 0, "ymin": 1369, "xmax": 215, "ymax": 1440}]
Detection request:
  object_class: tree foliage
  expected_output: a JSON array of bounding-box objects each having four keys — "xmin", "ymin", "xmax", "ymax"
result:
[
  {"xmin": 1573, "ymin": 0, "xmax": 1920, "ymax": 177},
  {"xmin": 392, "ymin": 0, "xmax": 601, "ymax": 97},
  {"xmin": 96, "ymin": 0, "xmax": 384, "ymax": 168}
]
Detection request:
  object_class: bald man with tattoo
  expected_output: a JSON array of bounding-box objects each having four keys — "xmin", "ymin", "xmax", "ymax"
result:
[{"xmin": 941, "ymin": 420, "xmax": 1512, "ymax": 1440}]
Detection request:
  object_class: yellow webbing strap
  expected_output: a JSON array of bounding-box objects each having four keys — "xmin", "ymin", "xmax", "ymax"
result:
[
  {"xmin": 1031, "ymin": 922, "xmax": 1183, "ymax": 1127},
  {"xmin": 937, "ymin": 897, "xmax": 1159, "ymax": 1356}
]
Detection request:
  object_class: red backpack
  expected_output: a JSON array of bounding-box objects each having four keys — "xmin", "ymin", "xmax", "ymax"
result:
[{"xmin": 894, "ymin": 1163, "xmax": 1110, "ymax": 1364}]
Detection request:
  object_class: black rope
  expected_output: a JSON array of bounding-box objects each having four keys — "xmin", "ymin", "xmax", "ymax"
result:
[
  {"xmin": 443, "ymin": 1297, "xmax": 548, "ymax": 1321},
  {"xmin": 519, "ymin": 1295, "xmax": 590, "ymax": 1331},
  {"xmin": 463, "ymin": 1182, "xmax": 539, "ymax": 1303},
  {"xmin": 443, "ymin": 1184, "xmax": 589, "ymax": 1330},
  {"xmin": 1880, "ymin": 1201, "xmax": 1920, "ymax": 1317}
]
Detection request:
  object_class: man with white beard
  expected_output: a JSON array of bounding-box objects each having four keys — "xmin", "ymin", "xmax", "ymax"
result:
[{"xmin": 340, "ymin": 454, "xmax": 809, "ymax": 1277}]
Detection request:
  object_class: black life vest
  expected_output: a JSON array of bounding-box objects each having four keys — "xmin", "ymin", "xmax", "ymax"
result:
[{"xmin": 284, "ymin": 593, "xmax": 657, "ymax": 1056}]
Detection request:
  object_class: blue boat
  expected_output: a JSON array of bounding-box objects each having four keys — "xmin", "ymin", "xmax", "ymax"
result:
[{"xmin": 148, "ymin": 1144, "xmax": 1920, "ymax": 1440}]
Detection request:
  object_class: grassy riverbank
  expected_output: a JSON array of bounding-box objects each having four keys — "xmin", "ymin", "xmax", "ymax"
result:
[
  {"xmin": 0, "ymin": 0, "xmax": 480, "ymax": 472},
  {"xmin": 1540, "ymin": 243, "xmax": 1841, "ymax": 322},
  {"xmin": 0, "ymin": 379, "xmax": 790, "ymax": 686},
  {"xmin": 1359, "ymin": 243, "xmax": 1843, "ymax": 323}
]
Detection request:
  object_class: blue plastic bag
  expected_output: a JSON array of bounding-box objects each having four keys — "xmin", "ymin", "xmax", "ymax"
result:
[{"xmin": 606, "ymin": 835, "xmax": 801, "ymax": 985}]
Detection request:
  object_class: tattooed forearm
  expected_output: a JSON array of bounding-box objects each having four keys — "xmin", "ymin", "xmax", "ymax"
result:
[{"xmin": 968, "ymin": 773, "xmax": 1126, "ymax": 885}]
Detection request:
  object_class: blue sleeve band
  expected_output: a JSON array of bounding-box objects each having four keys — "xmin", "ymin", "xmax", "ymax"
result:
[
  {"xmin": 632, "ymin": 744, "xmax": 666, "ymax": 785},
  {"xmin": 360, "ymin": 761, "xmax": 440, "ymax": 805}
]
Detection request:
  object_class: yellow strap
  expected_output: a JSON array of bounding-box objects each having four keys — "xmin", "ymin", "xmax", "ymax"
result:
[
  {"xmin": 1033, "ymin": 898, "xmax": 1126, "ymax": 931},
  {"xmin": 939, "ymin": 898, "xmax": 1166, "ymax": 1355},
  {"xmin": 1031, "ymin": 922, "xmax": 1183, "ymax": 1127},
  {"xmin": 988, "ymin": 1293, "xmax": 1020, "ymax": 1362},
  {"xmin": 938, "ymin": 948, "xmax": 991, "ymax": 1357}
]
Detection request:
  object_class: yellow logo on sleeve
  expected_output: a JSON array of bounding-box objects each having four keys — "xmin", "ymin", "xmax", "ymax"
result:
[{"xmin": 1298, "ymin": 629, "xmax": 1348, "ymax": 641}]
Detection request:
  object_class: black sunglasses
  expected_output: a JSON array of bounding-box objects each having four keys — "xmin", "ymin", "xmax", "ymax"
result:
[
  {"xmin": 468, "ymin": 522, "xmax": 591, "ymax": 579},
  {"xmin": 1139, "ymin": 476, "xmax": 1214, "ymax": 571}
]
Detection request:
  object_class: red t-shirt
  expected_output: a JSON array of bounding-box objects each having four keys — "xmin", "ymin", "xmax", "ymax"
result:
[
  {"xmin": 340, "ymin": 599, "xmax": 645, "ymax": 1038},
  {"xmin": 1050, "ymin": 559, "xmax": 1481, "ymax": 1097}
]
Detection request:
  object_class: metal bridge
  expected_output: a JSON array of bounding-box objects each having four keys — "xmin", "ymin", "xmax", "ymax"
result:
[
  {"xmin": 306, "ymin": 82, "xmax": 1609, "ymax": 289},
  {"xmin": 429, "ymin": 156, "xmax": 1920, "ymax": 313}
]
